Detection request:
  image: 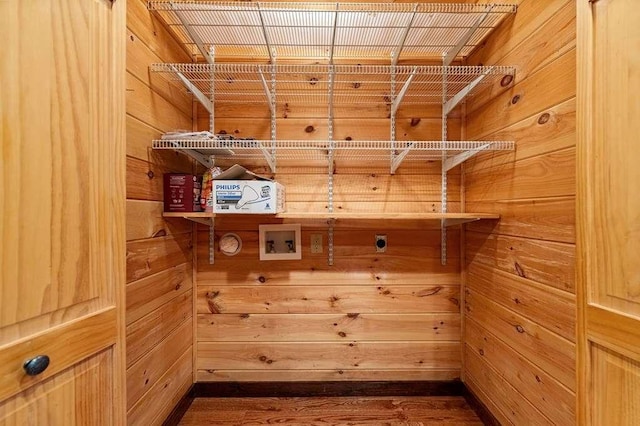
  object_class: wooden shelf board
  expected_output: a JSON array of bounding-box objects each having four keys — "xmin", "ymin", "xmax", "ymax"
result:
[
  {"xmin": 164, "ymin": 211, "xmax": 499, "ymax": 227},
  {"xmin": 163, "ymin": 212, "xmax": 215, "ymax": 219},
  {"xmin": 274, "ymin": 212, "xmax": 499, "ymax": 224}
]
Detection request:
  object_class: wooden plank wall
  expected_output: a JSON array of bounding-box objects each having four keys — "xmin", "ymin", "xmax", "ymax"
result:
[
  {"xmin": 194, "ymin": 68, "xmax": 465, "ymax": 381},
  {"xmin": 462, "ymin": 1, "xmax": 576, "ymax": 424},
  {"xmin": 125, "ymin": 1, "xmax": 195, "ymax": 424}
]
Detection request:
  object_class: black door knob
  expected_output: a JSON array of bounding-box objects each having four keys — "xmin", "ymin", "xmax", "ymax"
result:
[{"xmin": 23, "ymin": 355, "xmax": 50, "ymax": 376}]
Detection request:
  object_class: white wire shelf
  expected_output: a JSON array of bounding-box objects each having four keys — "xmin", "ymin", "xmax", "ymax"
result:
[
  {"xmin": 150, "ymin": 63, "xmax": 514, "ymax": 109},
  {"xmin": 153, "ymin": 138, "xmax": 514, "ymax": 161},
  {"xmin": 148, "ymin": 1, "xmax": 517, "ymax": 62}
]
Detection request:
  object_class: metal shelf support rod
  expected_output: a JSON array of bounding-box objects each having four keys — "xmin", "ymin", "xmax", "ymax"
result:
[
  {"xmin": 327, "ymin": 63, "xmax": 335, "ymax": 266},
  {"xmin": 443, "ymin": 68, "xmax": 493, "ymax": 115},
  {"xmin": 391, "ymin": 66, "xmax": 418, "ymax": 116},
  {"xmin": 209, "ymin": 46, "xmax": 215, "ymax": 136},
  {"xmin": 270, "ymin": 60, "xmax": 277, "ymax": 172},
  {"xmin": 328, "ymin": 64, "xmax": 335, "ymax": 208},
  {"xmin": 391, "ymin": 4, "xmax": 419, "ymax": 67},
  {"xmin": 443, "ymin": 4, "xmax": 494, "ymax": 67},
  {"xmin": 209, "ymin": 218, "xmax": 215, "ymax": 264},
  {"xmin": 441, "ymin": 218, "xmax": 447, "ymax": 265},
  {"xmin": 441, "ymin": 55, "xmax": 448, "ymax": 266},
  {"xmin": 390, "ymin": 65, "xmax": 397, "ymax": 170},
  {"xmin": 443, "ymin": 143, "xmax": 491, "ymax": 172},
  {"xmin": 328, "ymin": 219, "xmax": 335, "ymax": 266},
  {"xmin": 173, "ymin": 7, "xmax": 214, "ymax": 65},
  {"xmin": 170, "ymin": 65, "xmax": 213, "ymax": 114}
]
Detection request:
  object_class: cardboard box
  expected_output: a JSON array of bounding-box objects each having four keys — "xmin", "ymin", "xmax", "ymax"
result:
[
  {"xmin": 163, "ymin": 174, "xmax": 203, "ymax": 212},
  {"xmin": 213, "ymin": 165, "xmax": 285, "ymax": 214}
]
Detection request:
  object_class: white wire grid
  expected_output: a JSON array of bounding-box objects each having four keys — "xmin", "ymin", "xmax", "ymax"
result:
[
  {"xmin": 148, "ymin": 1, "xmax": 517, "ymax": 61},
  {"xmin": 150, "ymin": 63, "xmax": 515, "ymax": 109},
  {"xmin": 152, "ymin": 139, "xmax": 514, "ymax": 161}
]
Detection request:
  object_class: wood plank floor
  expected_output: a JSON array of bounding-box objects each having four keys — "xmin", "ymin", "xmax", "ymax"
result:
[{"xmin": 178, "ymin": 396, "xmax": 484, "ymax": 425}]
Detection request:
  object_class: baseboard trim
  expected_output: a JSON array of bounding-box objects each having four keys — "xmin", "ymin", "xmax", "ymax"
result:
[
  {"xmin": 193, "ymin": 380, "xmax": 464, "ymax": 398},
  {"xmin": 162, "ymin": 385, "xmax": 196, "ymax": 426},
  {"xmin": 163, "ymin": 380, "xmax": 500, "ymax": 425},
  {"xmin": 462, "ymin": 385, "xmax": 501, "ymax": 426}
]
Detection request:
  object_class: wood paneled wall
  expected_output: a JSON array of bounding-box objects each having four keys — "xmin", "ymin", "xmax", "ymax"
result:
[
  {"xmin": 194, "ymin": 72, "xmax": 464, "ymax": 381},
  {"xmin": 462, "ymin": 0, "xmax": 576, "ymax": 424},
  {"xmin": 125, "ymin": 1, "xmax": 194, "ymax": 424}
]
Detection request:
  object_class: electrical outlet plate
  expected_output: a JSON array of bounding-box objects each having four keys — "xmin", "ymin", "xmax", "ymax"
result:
[
  {"xmin": 375, "ymin": 234, "xmax": 387, "ymax": 252},
  {"xmin": 311, "ymin": 234, "xmax": 323, "ymax": 253}
]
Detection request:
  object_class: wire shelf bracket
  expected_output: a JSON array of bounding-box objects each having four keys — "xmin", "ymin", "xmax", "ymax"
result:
[
  {"xmin": 443, "ymin": 142, "xmax": 492, "ymax": 172},
  {"xmin": 391, "ymin": 142, "xmax": 415, "ymax": 175},
  {"xmin": 443, "ymin": 68, "xmax": 494, "ymax": 116},
  {"xmin": 258, "ymin": 67, "xmax": 275, "ymax": 116},
  {"xmin": 391, "ymin": 67, "xmax": 418, "ymax": 117},
  {"xmin": 258, "ymin": 141, "xmax": 277, "ymax": 172},
  {"xmin": 172, "ymin": 7, "xmax": 215, "ymax": 64},
  {"xmin": 391, "ymin": 4, "xmax": 419, "ymax": 67},
  {"xmin": 170, "ymin": 65, "xmax": 213, "ymax": 114},
  {"xmin": 443, "ymin": 4, "xmax": 495, "ymax": 67},
  {"xmin": 257, "ymin": 4, "xmax": 275, "ymax": 63}
]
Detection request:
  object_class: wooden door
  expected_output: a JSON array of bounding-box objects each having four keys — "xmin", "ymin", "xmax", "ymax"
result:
[
  {"xmin": 0, "ymin": 0, "xmax": 125, "ymax": 424},
  {"xmin": 577, "ymin": 0, "xmax": 640, "ymax": 424}
]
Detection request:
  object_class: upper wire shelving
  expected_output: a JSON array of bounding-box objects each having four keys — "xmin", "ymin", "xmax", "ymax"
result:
[{"xmin": 147, "ymin": 1, "xmax": 517, "ymax": 64}]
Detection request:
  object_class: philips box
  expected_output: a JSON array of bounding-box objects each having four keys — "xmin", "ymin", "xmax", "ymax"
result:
[{"xmin": 213, "ymin": 165, "xmax": 285, "ymax": 214}]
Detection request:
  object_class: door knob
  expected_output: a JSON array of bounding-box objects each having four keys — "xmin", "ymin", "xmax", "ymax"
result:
[{"xmin": 23, "ymin": 355, "xmax": 50, "ymax": 376}]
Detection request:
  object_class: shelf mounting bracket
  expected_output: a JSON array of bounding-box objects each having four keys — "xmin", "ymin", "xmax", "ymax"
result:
[
  {"xmin": 443, "ymin": 4, "xmax": 494, "ymax": 66},
  {"xmin": 257, "ymin": 4, "xmax": 275, "ymax": 63},
  {"xmin": 172, "ymin": 5, "xmax": 215, "ymax": 65},
  {"xmin": 391, "ymin": 66, "xmax": 418, "ymax": 117},
  {"xmin": 443, "ymin": 143, "xmax": 491, "ymax": 172},
  {"xmin": 390, "ymin": 142, "xmax": 415, "ymax": 175},
  {"xmin": 162, "ymin": 141, "xmax": 214, "ymax": 169},
  {"xmin": 257, "ymin": 141, "xmax": 277, "ymax": 173},
  {"xmin": 258, "ymin": 67, "xmax": 276, "ymax": 116},
  {"xmin": 391, "ymin": 4, "xmax": 418, "ymax": 67},
  {"xmin": 329, "ymin": 4, "xmax": 339, "ymax": 64},
  {"xmin": 171, "ymin": 214, "xmax": 215, "ymax": 264},
  {"xmin": 170, "ymin": 65, "xmax": 213, "ymax": 114},
  {"xmin": 443, "ymin": 67, "xmax": 493, "ymax": 116}
]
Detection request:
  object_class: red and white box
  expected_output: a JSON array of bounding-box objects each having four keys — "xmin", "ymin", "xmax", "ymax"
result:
[{"xmin": 163, "ymin": 174, "xmax": 203, "ymax": 212}]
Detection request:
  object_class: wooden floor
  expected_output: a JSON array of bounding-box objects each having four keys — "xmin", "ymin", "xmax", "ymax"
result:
[{"xmin": 178, "ymin": 396, "xmax": 484, "ymax": 425}]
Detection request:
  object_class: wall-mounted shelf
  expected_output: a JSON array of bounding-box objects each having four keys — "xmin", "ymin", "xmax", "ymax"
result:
[
  {"xmin": 153, "ymin": 138, "xmax": 514, "ymax": 169},
  {"xmin": 275, "ymin": 212, "xmax": 498, "ymax": 225},
  {"xmin": 150, "ymin": 63, "xmax": 514, "ymax": 112},
  {"xmin": 148, "ymin": 1, "xmax": 517, "ymax": 64},
  {"xmin": 149, "ymin": 1, "xmax": 518, "ymax": 265},
  {"xmin": 166, "ymin": 211, "xmax": 498, "ymax": 265},
  {"xmin": 163, "ymin": 211, "xmax": 215, "ymax": 221}
]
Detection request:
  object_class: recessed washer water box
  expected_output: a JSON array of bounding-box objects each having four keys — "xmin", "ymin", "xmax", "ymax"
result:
[{"xmin": 213, "ymin": 164, "xmax": 285, "ymax": 214}]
